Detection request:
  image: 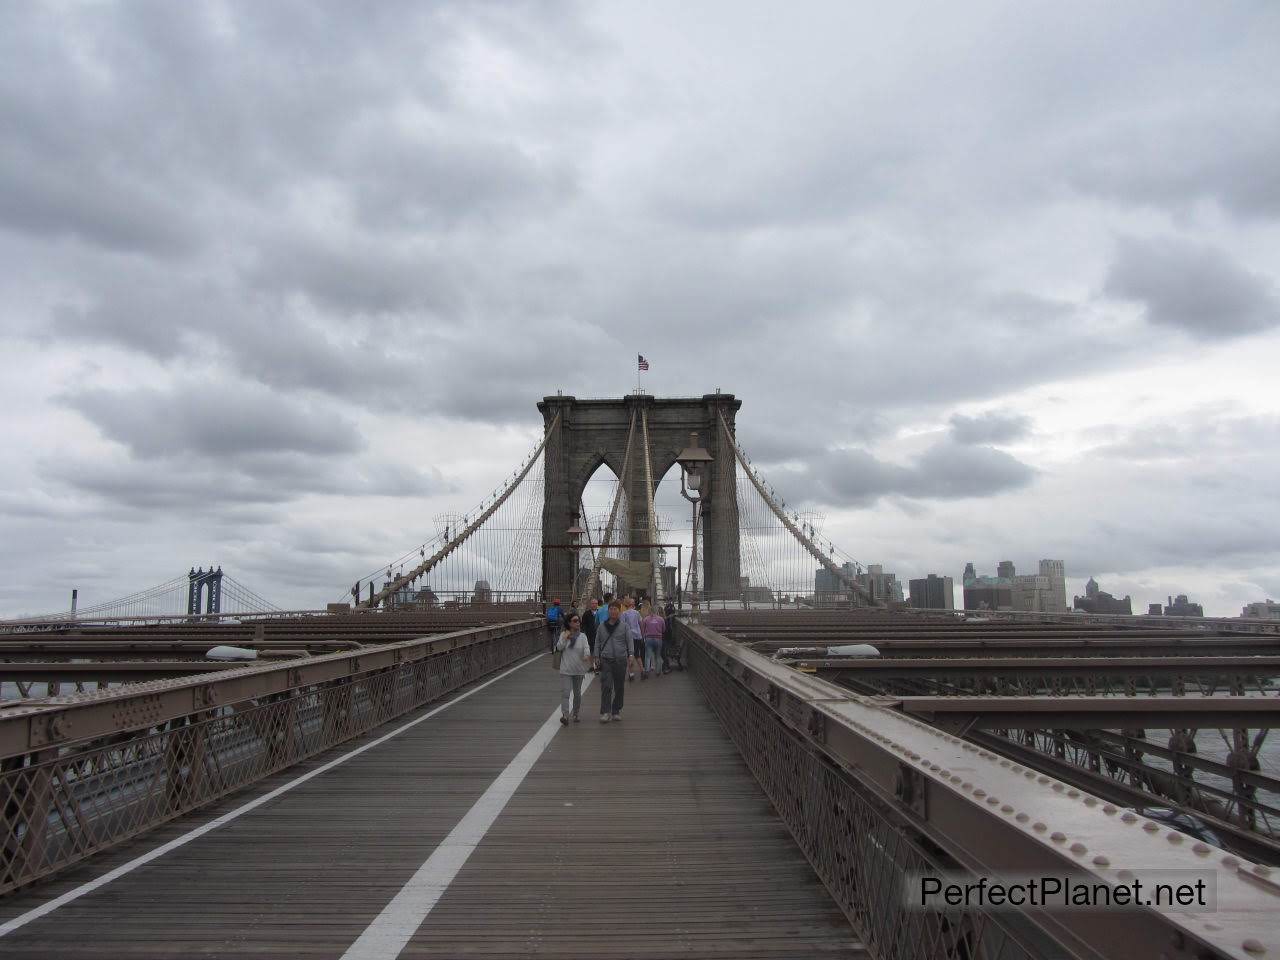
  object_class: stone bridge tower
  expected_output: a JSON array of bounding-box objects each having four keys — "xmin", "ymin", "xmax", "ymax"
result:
[{"xmin": 538, "ymin": 393, "xmax": 742, "ymax": 602}]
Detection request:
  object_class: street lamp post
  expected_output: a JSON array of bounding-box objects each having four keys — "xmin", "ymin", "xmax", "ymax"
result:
[{"xmin": 676, "ymin": 432, "xmax": 714, "ymax": 621}]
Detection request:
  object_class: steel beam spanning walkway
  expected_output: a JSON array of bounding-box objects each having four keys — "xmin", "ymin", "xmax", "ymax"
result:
[{"xmin": 0, "ymin": 618, "xmax": 1277, "ymax": 959}]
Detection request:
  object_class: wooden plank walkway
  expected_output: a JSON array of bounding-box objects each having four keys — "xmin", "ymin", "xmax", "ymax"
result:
[{"xmin": 0, "ymin": 656, "xmax": 864, "ymax": 959}]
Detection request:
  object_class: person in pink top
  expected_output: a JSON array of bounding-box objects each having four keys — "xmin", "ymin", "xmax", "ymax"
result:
[{"xmin": 639, "ymin": 602, "xmax": 666, "ymax": 679}]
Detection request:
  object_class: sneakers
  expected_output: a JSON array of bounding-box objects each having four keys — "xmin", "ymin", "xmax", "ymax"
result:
[
  {"xmin": 559, "ymin": 715, "xmax": 568, "ymax": 726},
  {"xmin": 611, "ymin": 713, "xmax": 622, "ymax": 722},
  {"xmin": 572, "ymin": 714, "xmax": 580, "ymax": 723},
  {"xmin": 628, "ymin": 672, "xmax": 635, "ymax": 682},
  {"xmin": 600, "ymin": 713, "xmax": 610, "ymax": 723}
]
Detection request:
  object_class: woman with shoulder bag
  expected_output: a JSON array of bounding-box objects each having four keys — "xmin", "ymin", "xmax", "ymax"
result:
[{"xmin": 555, "ymin": 614, "xmax": 591, "ymax": 725}]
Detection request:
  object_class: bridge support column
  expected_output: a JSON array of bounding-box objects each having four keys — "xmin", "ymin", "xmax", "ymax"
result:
[
  {"xmin": 540, "ymin": 395, "xmax": 578, "ymax": 603},
  {"xmin": 538, "ymin": 393, "xmax": 742, "ymax": 606},
  {"xmin": 701, "ymin": 394, "xmax": 742, "ymax": 601}
]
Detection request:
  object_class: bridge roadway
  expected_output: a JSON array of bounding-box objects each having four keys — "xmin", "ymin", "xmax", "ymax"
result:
[{"xmin": 0, "ymin": 653, "xmax": 864, "ymax": 959}]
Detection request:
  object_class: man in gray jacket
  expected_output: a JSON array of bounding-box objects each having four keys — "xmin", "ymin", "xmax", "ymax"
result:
[{"xmin": 592, "ymin": 600, "xmax": 628, "ymax": 722}]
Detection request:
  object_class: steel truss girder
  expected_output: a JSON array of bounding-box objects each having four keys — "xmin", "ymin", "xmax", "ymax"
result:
[
  {"xmin": 679, "ymin": 620, "xmax": 1280, "ymax": 960},
  {"xmin": 893, "ymin": 696, "xmax": 1280, "ymax": 732},
  {"xmin": 0, "ymin": 620, "xmax": 539, "ymax": 759}
]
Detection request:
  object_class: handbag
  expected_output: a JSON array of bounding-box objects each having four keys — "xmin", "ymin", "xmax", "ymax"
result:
[{"xmin": 551, "ymin": 641, "xmax": 563, "ymax": 670}]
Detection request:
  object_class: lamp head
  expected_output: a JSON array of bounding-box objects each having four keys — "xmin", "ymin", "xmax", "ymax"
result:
[{"xmin": 676, "ymin": 431, "xmax": 714, "ymax": 478}]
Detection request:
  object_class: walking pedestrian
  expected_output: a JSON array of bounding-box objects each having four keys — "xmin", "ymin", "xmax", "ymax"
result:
[
  {"xmin": 661, "ymin": 601, "xmax": 676, "ymax": 673},
  {"xmin": 555, "ymin": 614, "xmax": 591, "ymax": 725},
  {"xmin": 621, "ymin": 596, "xmax": 642, "ymax": 681},
  {"xmin": 640, "ymin": 602, "xmax": 665, "ymax": 679},
  {"xmin": 582, "ymin": 598, "xmax": 599, "ymax": 648},
  {"xmin": 593, "ymin": 600, "xmax": 628, "ymax": 722},
  {"xmin": 545, "ymin": 598, "xmax": 563, "ymax": 652}
]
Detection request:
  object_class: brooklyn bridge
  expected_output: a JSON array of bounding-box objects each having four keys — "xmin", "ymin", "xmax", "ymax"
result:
[{"xmin": 0, "ymin": 394, "xmax": 1276, "ymax": 960}]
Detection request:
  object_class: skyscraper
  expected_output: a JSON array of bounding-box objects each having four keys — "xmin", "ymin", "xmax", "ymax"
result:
[
  {"xmin": 909, "ymin": 574, "xmax": 954, "ymax": 610},
  {"xmin": 1038, "ymin": 559, "xmax": 1067, "ymax": 613}
]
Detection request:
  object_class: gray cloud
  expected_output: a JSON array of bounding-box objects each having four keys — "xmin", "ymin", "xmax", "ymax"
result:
[
  {"xmin": 1104, "ymin": 236, "xmax": 1280, "ymax": 338},
  {"xmin": 39, "ymin": 451, "xmax": 451, "ymax": 513},
  {"xmin": 785, "ymin": 440, "xmax": 1037, "ymax": 509},
  {"xmin": 949, "ymin": 411, "xmax": 1032, "ymax": 445},
  {"xmin": 1064, "ymin": 103, "xmax": 1280, "ymax": 220},
  {"xmin": 60, "ymin": 381, "xmax": 363, "ymax": 459}
]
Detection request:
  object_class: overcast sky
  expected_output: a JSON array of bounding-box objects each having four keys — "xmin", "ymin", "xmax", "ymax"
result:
[{"xmin": 2, "ymin": 1, "xmax": 1278, "ymax": 617}]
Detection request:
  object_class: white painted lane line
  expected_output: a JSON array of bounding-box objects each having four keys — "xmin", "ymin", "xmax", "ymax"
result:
[
  {"xmin": 0, "ymin": 653, "xmax": 547, "ymax": 938},
  {"xmin": 340, "ymin": 675, "xmax": 593, "ymax": 960}
]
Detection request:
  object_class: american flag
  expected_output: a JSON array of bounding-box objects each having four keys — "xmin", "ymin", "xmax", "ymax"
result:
[{"xmin": 637, "ymin": 354, "xmax": 649, "ymax": 371}]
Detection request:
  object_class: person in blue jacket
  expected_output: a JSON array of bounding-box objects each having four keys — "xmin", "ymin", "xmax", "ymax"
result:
[{"xmin": 545, "ymin": 598, "xmax": 562, "ymax": 651}]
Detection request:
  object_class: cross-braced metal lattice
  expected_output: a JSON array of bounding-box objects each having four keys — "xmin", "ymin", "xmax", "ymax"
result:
[
  {"xmin": 0, "ymin": 626, "xmax": 542, "ymax": 895},
  {"xmin": 687, "ymin": 638, "xmax": 1047, "ymax": 960}
]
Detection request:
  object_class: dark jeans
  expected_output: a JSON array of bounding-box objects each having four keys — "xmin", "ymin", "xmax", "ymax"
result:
[{"xmin": 599, "ymin": 658, "xmax": 626, "ymax": 715}]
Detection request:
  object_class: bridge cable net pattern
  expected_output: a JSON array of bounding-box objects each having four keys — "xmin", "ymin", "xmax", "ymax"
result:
[
  {"xmin": 581, "ymin": 411, "xmax": 637, "ymax": 604},
  {"xmin": 353, "ymin": 415, "xmax": 559, "ymax": 609},
  {"xmin": 639, "ymin": 408, "xmax": 664, "ymax": 605},
  {"xmin": 717, "ymin": 412, "xmax": 879, "ymax": 607}
]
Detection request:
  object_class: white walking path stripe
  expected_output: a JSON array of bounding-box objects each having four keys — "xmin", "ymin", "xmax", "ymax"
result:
[
  {"xmin": 340, "ymin": 674, "xmax": 594, "ymax": 960},
  {"xmin": 0, "ymin": 653, "xmax": 547, "ymax": 938}
]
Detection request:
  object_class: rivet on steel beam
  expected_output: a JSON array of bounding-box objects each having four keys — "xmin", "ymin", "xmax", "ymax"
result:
[
  {"xmin": 973, "ymin": 788, "xmax": 987, "ymax": 798},
  {"xmin": 1083, "ymin": 797, "xmax": 1098, "ymax": 807},
  {"xmin": 1051, "ymin": 832, "xmax": 1067, "ymax": 843},
  {"xmin": 1103, "ymin": 804, "xmax": 1117, "ymax": 814},
  {"xmin": 1118, "ymin": 869, "xmax": 1135, "ymax": 881},
  {"xmin": 962, "ymin": 781, "xmax": 972, "ymax": 790},
  {"xmin": 1222, "ymin": 857, "xmax": 1240, "ymax": 869},
  {"xmin": 1033, "ymin": 822, "xmax": 1047, "ymax": 832},
  {"xmin": 1024, "ymin": 771, "xmax": 1035, "ymax": 779},
  {"xmin": 1070, "ymin": 842, "xmax": 1087, "ymax": 855},
  {"xmin": 1093, "ymin": 855, "xmax": 1110, "ymax": 867},
  {"xmin": 1001, "ymin": 804, "xmax": 1013, "ymax": 814},
  {"xmin": 1242, "ymin": 938, "xmax": 1265, "ymax": 954},
  {"xmin": 1121, "ymin": 812, "xmax": 1138, "ymax": 823},
  {"xmin": 1067, "ymin": 789, "xmax": 1080, "ymax": 798},
  {"xmin": 1052, "ymin": 784, "xmax": 1064, "ymax": 792},
  {"xmin": 1015, "ymin": 813, "xmax": 1029, "ymax": 823},
  {"xmin": 985, "ymin": 796, "xmax": 999, "ymax": 806},
  {"xmin": 1192, "ymin": 843, "xmax": 1211, "ymax": 856},
  {"xmin": 1168, "ymin": 833, "xmax": 1184, "ymax": 844},
  {"xmin": 1204, "ymin": 922, "xmax": 1223, "ymax": 932},
  {"xmin": 1037, "ymin": 776, "xmax": 1050, "ymax": 784},
  {"xmin": 1255, "ymin": 864, "xmax": 1273, "ymax": 876},
  {"xmin": 1143, "ymin": 822, "xmax": 1160, "ymax": 832}
]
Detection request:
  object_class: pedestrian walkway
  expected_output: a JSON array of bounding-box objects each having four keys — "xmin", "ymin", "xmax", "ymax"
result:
[{"xmin": 0, "ymin": 656, "xmax": 863, "ymax": 959}]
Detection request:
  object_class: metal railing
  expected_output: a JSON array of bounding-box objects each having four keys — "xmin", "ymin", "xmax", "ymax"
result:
[
  {"xmin": 0, "ymin": 619, "xmax": 541, "ymax": 895},
  {"xmin": 677, "ymin": 618, "xmax": 1280, "ymax": 960}
]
